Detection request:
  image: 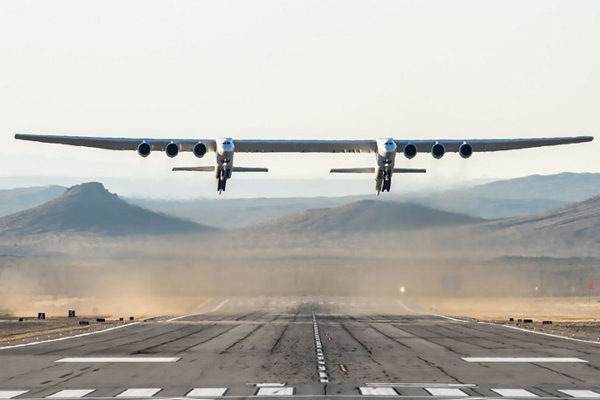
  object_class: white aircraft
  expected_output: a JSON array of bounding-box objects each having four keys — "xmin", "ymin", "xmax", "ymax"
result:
[{"xmin": 15, "ymin": 134, "xmax": 593, "ymax": 194}]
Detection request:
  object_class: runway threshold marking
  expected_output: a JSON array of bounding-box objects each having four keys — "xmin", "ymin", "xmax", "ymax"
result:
[
  {"xmin": 366, "ymin": 383, "xmax": 477, "ymax": 388},
  {"xmin": 558, "ymin": 390, "xmax": 600, "ymax": 398},
  {"xmin": 55, "ymin": 357, "xmax": 181, "ymax": 363},
  {"xmin": 359, "ymin": 387, "xmax": 398, "ymax": 396},
  {"xmin": 491, "ymin": 389, "xmax": 539, "ymax": 398},
  {"xmin": 0, "ymin": 391, "xmax": 28, "ymax": 399},
  {"xmin": 255, "ymin": 387, "xmax": 295, "ymax": 396},
  {"xmin": 462, "ymin": 357, "xmax": 587, "ymax": 363},
  {"xmin": 0, "ymin": 323, "xmax": 139, "ymax": 351},
  {"xmin": 46, "ymin": 390, "xmax": 95, "ymax": 399},
  {"xmin": 425, "ymin": 388, "xmax": 469, "ymax": 397},
  {"xmin": 186, "ymin": 388, "xmax": 228, "ymax": 397},
  {"xmin": 116, "ymin": 389, "xmax": 162, "ymax": 398}
]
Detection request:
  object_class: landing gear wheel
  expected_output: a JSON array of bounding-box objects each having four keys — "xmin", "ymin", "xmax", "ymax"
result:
[{"xmin": 382, "ymin": 179, "xmax": 391, "ymax": 192}]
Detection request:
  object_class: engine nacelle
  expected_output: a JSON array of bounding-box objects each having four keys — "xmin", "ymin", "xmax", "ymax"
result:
[
  {"xmin": 459, "ymin": 142, "xmax": 473, "ymax": 159},
  {"xmin": 403, "ymin": 143, "xmax": 417, "ymax": 159},
  {"xmin": 193, "ymin": 142, "xmax": 207, "ymax": 158},
  {"xmin": 137, "ymin": 142, "xmax": 151, "ymax": 158},
  {"xmin": 165, "ymin": 142, "xmax": 180, "ymax": 158},
  {"xmin": 431, "ymin": 142, "xmax": 445, "ymax": 159}
]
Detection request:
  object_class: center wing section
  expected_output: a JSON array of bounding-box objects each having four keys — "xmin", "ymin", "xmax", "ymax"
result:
[{"xmin": 233, "ymin": 139, "xmax": 377, "ymax": 153}]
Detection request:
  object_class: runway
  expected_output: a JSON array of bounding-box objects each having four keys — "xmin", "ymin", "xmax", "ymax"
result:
[{"xmin": 1, "ymin": 297, "xmax": 600, "ymax": 399}]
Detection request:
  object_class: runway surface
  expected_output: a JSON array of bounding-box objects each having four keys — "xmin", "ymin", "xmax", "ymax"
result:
[{"xmin": 1, "ymin": 297, "xmax": 600, "ymax": 399}]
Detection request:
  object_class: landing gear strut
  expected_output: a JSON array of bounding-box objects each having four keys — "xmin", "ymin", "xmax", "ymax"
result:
[
  {"xmin": 217, "ymin": 168, "xmax": 227, "ymax": 194},
  {"xmin": 382, "ymin": 169, "xmax": 392, "ymax": 192}
]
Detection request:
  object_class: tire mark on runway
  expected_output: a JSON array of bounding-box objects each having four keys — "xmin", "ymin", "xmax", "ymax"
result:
[
  {"xmin": 339, "ymin": 322, "xmax": 392, "ymax": 380},
  {"xmin": 532, "ymin": 363, "xmax": 586, "ymax": 383},
  {"xmin": 220, "ymin": 323, "xmax": 264, "ymax": 354},
  {"xmin": 363, "ymin": 322, "xmax": 411, "ymax": 349},
  {"xmin": 270, "ymin": 323, "xmax": 289, "ymax": 354},
  {"xmin": 396, "ymin": 324, "xmax": 464, "ymax": 355},
  {"xmin": 133, "ymin": 326, "xmax": 212, "ymax": 354},
  {"xmin": 176, "ymin": 324, "xmax": 239, "ymax": 353}
]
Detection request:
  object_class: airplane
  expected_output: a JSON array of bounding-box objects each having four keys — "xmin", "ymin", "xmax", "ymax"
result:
[{"xmin": 15, "ymin": 134, "xmax": 593, "ymax": 195}]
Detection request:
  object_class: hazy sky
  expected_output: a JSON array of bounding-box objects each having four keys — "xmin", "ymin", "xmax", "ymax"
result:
[{"xmin": 1, "ymin": 0, "xmax": 598, "ymax": 198}]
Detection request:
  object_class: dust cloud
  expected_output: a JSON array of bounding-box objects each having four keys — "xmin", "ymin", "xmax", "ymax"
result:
[{"xmin": 1, "ymin": 231, "xmax": 599, "ymax": 319}]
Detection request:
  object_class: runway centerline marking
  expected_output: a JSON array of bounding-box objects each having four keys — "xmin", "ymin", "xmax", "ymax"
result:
[
  {"xmin": 0, "ymin": 323, "xmax": 139, "ymax": 351},
  {"xmin": 312, "ymin": 313, "xmax": 328, "ymax": 383},
  {"xmin": 116, "ymin": 389, "xmax": 161, "ymax": 398},
  {"xmin": 46, "ymin": 390, "xmax": 95, "ymax": 399},
  {"xmin": 0, "ymin": 391, "xmax": 28, "ymax": 399},
  {"xmin": 56, "ymin": 357, "xmax": 180, "ymax": 363},
  {"xmin": 462, "ymin": 357, "xmax": 587, "ymax": 363}
]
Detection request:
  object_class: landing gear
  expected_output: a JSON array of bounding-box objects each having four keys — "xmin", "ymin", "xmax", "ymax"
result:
[
  {"xmin": 382, "ymin": 170, "xmax": 392, "ymax": 192},
  {"xmin": 217, "ymin": 168, "xmax": 227, "ymax": 194}
]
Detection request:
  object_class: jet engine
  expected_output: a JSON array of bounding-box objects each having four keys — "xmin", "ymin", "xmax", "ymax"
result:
[
  {"xmin": 193, "ymin": 142, "xmax": 207, "ymax": 158},
  {"xmin": 137, "ymin": 142, "xmax": 151, "ymax": 158},
  {"xmin": 459, "ymin": 142, "xmax": 473, "ymax": 159},
  {"xmin": 431, "ymin": 142, "xmax": 445, "ymax": 159},
  {"xmin": 403, "ymin": 143, "xmax": 417, "ymax": 159},
  {"xmin": 165, "ymin": 142, "xmax": 180, "ymax": 158}
]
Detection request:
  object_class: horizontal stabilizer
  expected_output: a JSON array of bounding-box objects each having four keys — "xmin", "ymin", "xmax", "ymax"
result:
[
  {"xmin": 330, "ymin": 168, "xmax": 426, "ymax": 173},
  {"xmin": 330, "ymin": 168, "xmax": 374, "ymax": 173},
  {"xmin": 232, "ymin": 167, "xmax": 268, "ymax": 172},
  {"xmin": 172, "ymin": 166, "xmax": 214, "ymax": 172},
  {"xmin": 173, "ymin": 166, "xmax": 268, "ymax": 172},
  {"xmin": 393, "ymin": 168, "xmax": 426, "ymax": 173}
]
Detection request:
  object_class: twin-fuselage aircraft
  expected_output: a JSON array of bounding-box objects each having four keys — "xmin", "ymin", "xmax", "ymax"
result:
[{"xmin": 15, "ymin": 134, "xmax": 593, "ymax": 194}]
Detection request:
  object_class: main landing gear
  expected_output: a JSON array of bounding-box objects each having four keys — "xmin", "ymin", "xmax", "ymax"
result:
[
  {"xmin": 217, "ymin": 169, "xmax": 227, "ymax": 194},
  {"xmin": 382, "ymin": 170, "xmax": 392, "ymax": 192}
]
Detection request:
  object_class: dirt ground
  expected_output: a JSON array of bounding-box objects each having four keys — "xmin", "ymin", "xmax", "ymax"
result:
[
  {"xmin": 0, "ymin": 317, "xmax": 124, "ymax": 346},
  {"xmin": 419, "ymin": 296, "xmax": 600, "ymax": 321}
]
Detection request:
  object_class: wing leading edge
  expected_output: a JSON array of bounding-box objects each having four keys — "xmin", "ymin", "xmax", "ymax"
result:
[
  {"xmin": 394, "ymin": 136, "xmax": 593, "ymax": 153},
  {"xmin": 14, "ymin": 134, "xmax": 592, "ymax": 154}
]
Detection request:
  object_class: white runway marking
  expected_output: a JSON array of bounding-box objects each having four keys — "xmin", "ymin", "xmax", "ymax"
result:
[
  {"xmin": 256, "ymin": 387, "xmax": 294, "ymax": 396},
  {"xmin": 0, "ymin": 324, "xmax": 139, "ymax": 351},
  {"xmin": 116, "ymin": 389, "xmax": 161, "ymax": 398},
  {"xmin": 359, "ymin": 387, "xmax": 398, "ymax": 395},
  {"xmin": 56, "ymin": 357, "xmax": 180, "ymax": 363},
  {"xmin": 167, "ymin": 299, "xmax": 230, "ymax": 322},
  {"xmin": 186, "ymin": 388, "xmax": 228, "ymax": 397},
  {"xmin": 255, "ymin": 384, "xmax": 286, "ymax": 388},
  {"xmin": 462, "ymin": 357, "xmax": 587, "ymax": 363},
  {"xmin": 425, "ymin": 388, "xmax": 469, "ymax": 397},
  {"xmin": 46, "ymin": 390, "xmax": 95, "ymax": 398},
  {"xmin": 558, "ymin": 390, "xmax": 600, "ymax": 398},
  {"xmin": 481, "ymin": 322, "xmax": 600, "ymax": 346},
  {"xmin": 0, "ymin": 391, "xmax": 28, "ymax": 399},
  {"xmin": 491, "ymin": 389, "xmax": 539, "ymax": 397},
  {"xmin": 366, "ymin": 383, "xmax": 477, "ymax": 388}
]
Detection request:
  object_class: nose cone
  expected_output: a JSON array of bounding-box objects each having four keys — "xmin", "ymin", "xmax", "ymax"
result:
[
  {"xmin": 384, "ymin": 140, "xmax": 397, "ymax": 152},
  {"xmin": 219, "ymin": 138, "xmax": 235, "ymax": 152}
]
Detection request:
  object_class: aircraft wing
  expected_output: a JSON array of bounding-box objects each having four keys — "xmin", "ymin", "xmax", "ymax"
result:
[
  {"xmin": 14, "ymin": 134, "xmax": 217, "ymax": 152},
  {"xmin": 233, "ymin": 139, "xmax": 377, "ymax": 153},
  {"xmin": 395, "ymin": 136, "xmax": 593, "ymax": 153}
]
